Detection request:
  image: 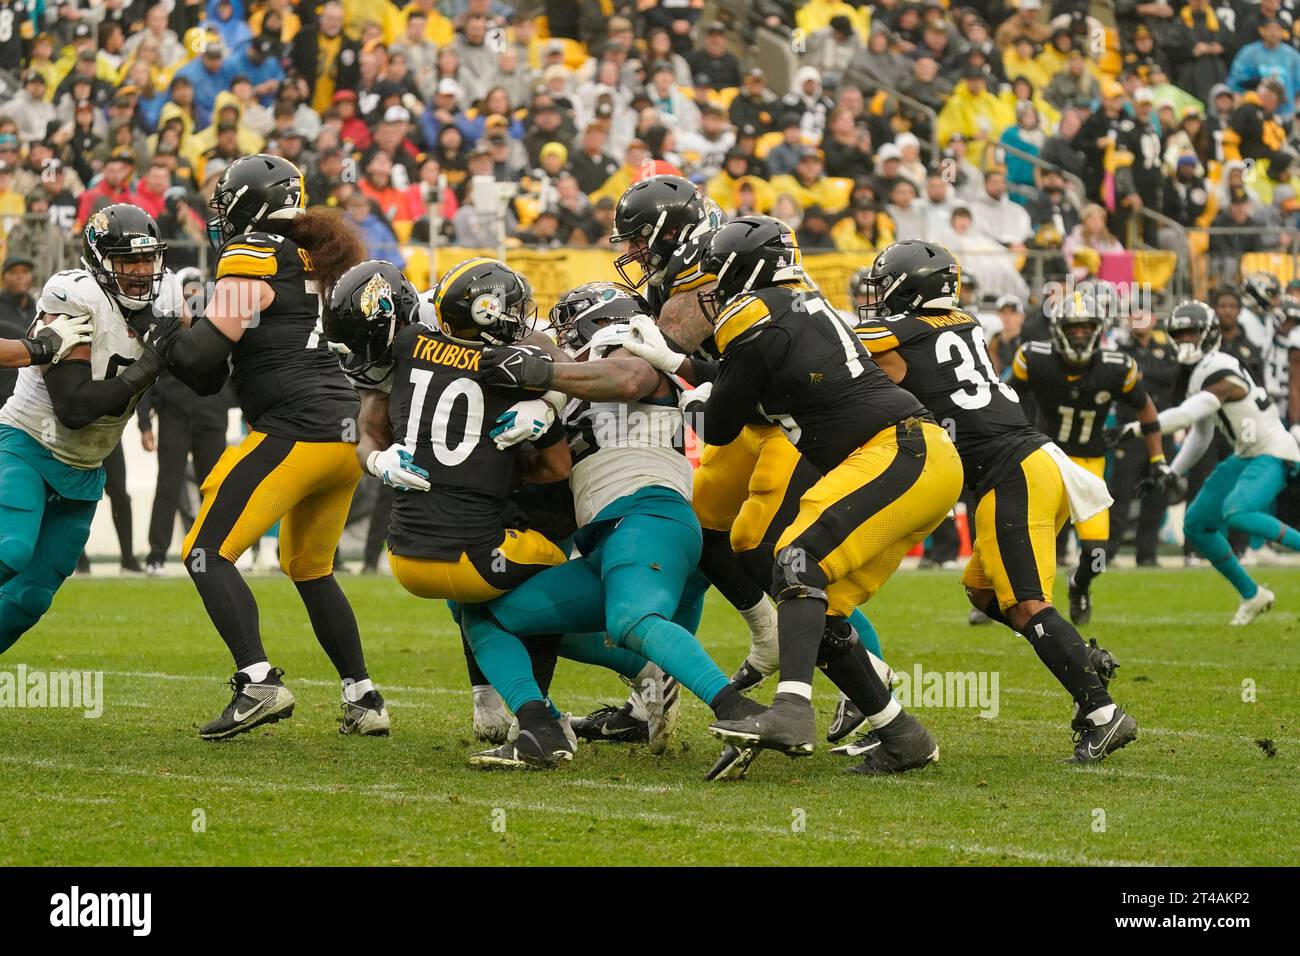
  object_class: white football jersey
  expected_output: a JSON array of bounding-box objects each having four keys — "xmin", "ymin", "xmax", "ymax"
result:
[
  {"xmin": 0, "ymin": 268, "xmax": 182, "ymax": 469},
  {"xmin": 1187, "ymin": 349, "xmax": 1300, "ymax": 462},
  {"xmin": 1261, "ymin": 324, "xmax": 1300, "ymax": 412},
  {"xmin": 565, "ymin": 324, "xmax": 693, "ymax": 527}
]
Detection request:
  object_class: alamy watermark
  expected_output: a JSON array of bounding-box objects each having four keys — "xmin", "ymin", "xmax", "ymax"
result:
[
  {"xmin": 0, "ymin": 665, "xmax": 103, "ymax": 718},
  {"xmin": 892, "ymin": 662, "xmax": 1000, "ymax": 719}
]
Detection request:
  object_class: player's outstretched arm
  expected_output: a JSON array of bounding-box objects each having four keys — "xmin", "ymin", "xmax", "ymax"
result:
[
  {"xmin": 166, "ymin": 275, "xmax": 265, "ymax": 395},
  {"xmin": 0, "ymin": 313, "xmax": 93, "ymax": 368}
]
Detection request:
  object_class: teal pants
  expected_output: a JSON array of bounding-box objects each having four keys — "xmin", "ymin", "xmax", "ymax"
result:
[
  {"xmin": 463, "ymin": 510, "xmax": 729, "ymax": 713},
  {"xmin": 1185, "ymin": 453, "xmax": 1300, "ymax": 599},
  {"xmin": 0, "ymin": 451, "xmax": 98, "ymax": 653}
]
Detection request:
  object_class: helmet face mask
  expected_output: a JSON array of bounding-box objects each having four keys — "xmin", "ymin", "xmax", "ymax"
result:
[
  {"xmin": 82, "ymin": 204, "xmax": 168, "ymax": 311},
  {"xmin": 1167, "ymin": 300, "xmax": 1220, "ymax": 366},
  {"xmin": 1051, "ymin": 316, "xmax": 1106, "ymax": 366},
  {"xmin": 550, "ymin": 281, "xmax": 648, "ymax": 351}
]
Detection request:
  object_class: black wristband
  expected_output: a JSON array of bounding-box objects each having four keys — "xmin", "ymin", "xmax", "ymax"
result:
[
  {"xmin": 22, "ymin": 336, "xmax": 54, "ymax": 366},
  {"xmin": 1140, "ymin": 419, "xmax": 1161, "ymax": 435}
]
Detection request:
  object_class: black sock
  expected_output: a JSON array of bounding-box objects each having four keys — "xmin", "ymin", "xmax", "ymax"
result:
[
  {"xmin": 1073, "ymin": 541, "xmax": 1107, "ymax": 591},
  {"xmin": 699, "ymin": 528, "xmax": 766, "ymax": 610},
  {"xmin": 1020, "ymin": 607, "xmax": 1111, "ymax": 714},
  {"xmin": 980, "ymin": 598, "xmax": 1011, "ymax": 627},
  {"xmin": 515, "ymin": 699, "xmax": 551, "ymax": 729},
  {"xmin": 295, "ymin": 575, "xmax": 368, "ymax": 683},
  {"xmin": 461, "ymin": 628, "xmax": 490, "ymax": 687},
  {"xmin": 818, "ymin": 618, "xmax": 893, "ymax": 715},
  {"xmin": 709, "ymin": 683, "xmax": 743, "ymax": 718},
  {"xmin": 523, "ymin": 633, "xmax": 562, "ymax": 697},
  {"xmin": 776, "ymin": 596, "xmax": 827, "ymax": 687},
  {"xmin": 187, "ymin": 553, "xmax": 265, "ymax": 670}
]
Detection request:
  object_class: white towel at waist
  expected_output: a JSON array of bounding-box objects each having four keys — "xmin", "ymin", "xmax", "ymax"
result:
[{"xmin": 1041, "ymin": 441, "xmax": 1114, "ymax": 524}]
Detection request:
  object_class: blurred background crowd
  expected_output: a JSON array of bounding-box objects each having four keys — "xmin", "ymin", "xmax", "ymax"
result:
[{"xmin": 0, "ymin": 0, "xmax": 1297, "ymax": 569}]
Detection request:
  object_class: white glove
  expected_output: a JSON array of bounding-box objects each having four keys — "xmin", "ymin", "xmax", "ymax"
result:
[
  {"xmin": 490, "ymin": 398, "xmax": 555, "ymax": 450},
  {"xmin": 42, "ymin": 313, "xmax": 95, "ymax": 363},
  {"xmin": 623, "ymin": 313, "xmax": 686, "ymax": 374},
  {"xmin": 367, "ymin": 443, "xmax": 431, "ymax": 492},
  {"xmin": 678, "ymin": 380, "xmax": 713, "ymax": 416}
]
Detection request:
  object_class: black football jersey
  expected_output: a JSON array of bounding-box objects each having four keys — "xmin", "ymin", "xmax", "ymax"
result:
[
  {"xmin": 705, "ymin": 282, "xmax": 928, "ymax": 473},
  {"xmin": 855, "ymin": 308, "xmax": 1045, "ymax": 494},
  {"xmin": 1011, "ymin": 342, "xmax": 1146, "ymax": 457},
  {"xmin": 385, "ymin": 324, "xmax": 560, "ymax": 560},
  {"xmin": 0, "ymin": 1, "xmax": 32, "ymax": 75},
  {"xmin": 1118, "ymin": 335, "xmax": 1180, "ymax": 415},
  {"xmin": 215, "ymin": 232, "xmax": 360, "ymax": 441}
]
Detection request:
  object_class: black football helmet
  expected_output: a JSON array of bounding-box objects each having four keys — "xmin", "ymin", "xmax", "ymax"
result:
[
  {"xmin": 431, "ymin": 257, "xmax": 536, "ymax": 345},
  {"xmin": 1167, "ymin": 300, "xmax": 1221, "ymax": 366},
  {"xmin": 856, "ymin": 239, "xmax": 961, "ymax": 320},
  {"xmin": 550, "ymin": 281, "xmax": 651, "ymax": 351},
  {"xmin": 1049, "ymin": 287, "xmax": 1112, "ymax": 367},
  {"xmin": 207, "ymin": 153, "xmax": 306, "ymax": 249},
  {"xmin": 610, "ymin": 174, "xmax": 708, "ymax": 288},
  {"xmin": 81, "ymin": 202, "xmax": 168, "ymax": 311},
  {"xmin": 696, "ymin": 215, "xmax": 805, "ymax": 322},
  {"xmin": 326, "ymin": 260, "xmax": 420, "ymax": 386}
]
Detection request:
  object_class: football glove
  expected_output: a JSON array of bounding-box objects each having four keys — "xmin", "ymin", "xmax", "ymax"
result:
[
  {"xmin": 367, "ymin": 443, "xmax": 432, "ymax": 492},
  {"xmin": 23, "ymin": 312, "xmax": 94, "ymax": 365},
  {"xmin": 1102, "ymin": 421, "xmax": 1141, "ymax": 449},
  {"xmin": 478, "ymin": 344, "xmax": 554, "ymax": 390},
  {"xmin": 1135, "ymin": 458, "xmax": 1177, "ymax": 499},
  {"xmin": 146, "ymin": 312, "xmax": 181, "ymax": 358},
  {"xmin": 490, "ymin": 398, "xmax": 555, "ymax": 450},
  {"xmin": 622, "ymin": 314, "xmax": 686, "ymax": 373},
  {"xmin": 678, "ymin": 380, "xmax": 713, "ymax": 418}
]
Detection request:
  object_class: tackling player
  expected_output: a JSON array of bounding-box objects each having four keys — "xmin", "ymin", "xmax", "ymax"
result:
[
  {"xmin": 855, "ymin": 240, "xmax": 1136, "ymax": 764},
  {"xmin": 163, "ymin": 155, "xmax": 386, "ymax": 740},
  {"xmin": 0, "ymin": 204, "xmax": 177, "ymax": 651},
  {"xmin": 1139, "ymin": 301, "xmax": 1300, "ymax": 624},
  {"xmin": 331, "ymin": 257, "xmax": 578, "ymax": 769},
  {"xmin": 1011, "ymin": 294, "xmax": 1167, "ymax": 625}
]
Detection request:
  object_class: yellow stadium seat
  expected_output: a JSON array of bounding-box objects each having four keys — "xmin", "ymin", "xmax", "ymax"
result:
[
  {"xmin": 1133, "ymin": 250, "xmax": 1177, "ymax": 291},
  {"xmin": 1240, "ymin": 252, "xmax": 1300, "ymax": 285}
]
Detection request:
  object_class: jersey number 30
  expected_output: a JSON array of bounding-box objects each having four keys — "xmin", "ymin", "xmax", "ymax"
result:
[
  {"xmin": 404, "ymin": 369, "xmax": 484, "ymax": 467},
  {"xmin": 936, "ymin": 327, "xmax": 1018, "ymax": 410}
]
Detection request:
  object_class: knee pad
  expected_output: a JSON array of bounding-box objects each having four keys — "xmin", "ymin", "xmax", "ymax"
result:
[
  {"xmin": 771, "ymin": 545, "xmax": 828, "ymax": 605},
  {"xmin": 816, "ymin": 616, "xmax": 857, "ymax": 667},
  {"xmin": 0, "ymin": 536, "xmax": 35, "ymax": 577}
]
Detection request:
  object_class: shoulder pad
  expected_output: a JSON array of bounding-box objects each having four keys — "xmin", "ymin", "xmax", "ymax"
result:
[
  {"xmin": 37, "ymin": 269, "xmax": 104, "ymax": 317},
  {"xmin": 714, "ymin": 294, "xmax": 772, "ymax": 353},
  {"xmin": 217, "ymin": 232, "xmax": 287, "ymax": 280}
]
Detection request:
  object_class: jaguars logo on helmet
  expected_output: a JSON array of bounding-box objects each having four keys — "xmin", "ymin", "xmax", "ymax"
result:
[
  {"xmin": 327, "ymin": 260, "xmax": 420, "ymax": 386},
  {"xmin": 432, "ymin": 258, "xmax": 536, "ymax": 345}
]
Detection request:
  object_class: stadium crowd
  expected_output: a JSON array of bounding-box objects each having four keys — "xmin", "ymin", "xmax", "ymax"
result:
[{"xmin": 0, "ymin": 0, "xmax": 1296, "ymax": 572}]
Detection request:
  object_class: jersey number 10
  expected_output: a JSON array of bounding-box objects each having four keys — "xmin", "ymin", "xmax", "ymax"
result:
[{"xmin": 403, "ymin": 369, "xmax": 486, "ymax": 467}]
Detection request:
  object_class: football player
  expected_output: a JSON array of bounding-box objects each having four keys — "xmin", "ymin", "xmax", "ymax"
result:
[
  {"xmin": 1138, "ymin": 301, "xmax": 1300, "ymax": 624},
  {"xmin": 855, "ymin": 240, "xmax": 1136, "ymax": 764},
  {"xmin": 332, "ymin": 257, "xmax": 579, "ymax": 769},
  {"xmin": 630, "ymin": 216, "xmax": 960, "ymax": 775},
  {"xmin": 0, "ymin": 204, "xmax": 177, "ymax": 651},
  {"xmin": 1011, "ymin": 291, "xmax": 1167, "ymax": 625},
  {"xmin": 163, "ymin": 155, "xmax": 387, "ymax": 740}
]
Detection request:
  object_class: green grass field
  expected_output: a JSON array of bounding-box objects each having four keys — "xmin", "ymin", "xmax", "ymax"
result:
[{"xmin": 2, "ymin": 566, "xmax": 1297, "ymax": 866}]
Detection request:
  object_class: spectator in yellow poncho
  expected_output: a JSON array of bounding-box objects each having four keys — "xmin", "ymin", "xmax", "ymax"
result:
[
  {"xmin": 183, "ymin": 93, "xmax": 265, "ymax": 176},
  {"xmin": 831, "ymin": 200, "xmax": 896, "ymax": 254},
  {"xmin": 797, "ymin": 0, "xmax": 871, "ymax": 40},
  {"xmin": 938, "ymin": 69, "xmax": 1016, "ymax": 165},
  {"xmin": 1003, "ymin": 35, "xmax": 1052, "ymax": 91}
]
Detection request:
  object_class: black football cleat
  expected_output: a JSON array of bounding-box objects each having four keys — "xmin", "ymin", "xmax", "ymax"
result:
[
  {"xmin": 705, "ymin": 744, "xmax": 760, "ymax": 781},
  {"xmin": 830, "ymin": 729, "xmax": 882, "ymax": 757},
  {"xmin": 1068, "ymin": 572, "xmax": 1092, "ymax": 626},
  {"xmin": 200, "ymin": 668, "xmax": 295, "ymax": 740},
  {"xmin": 846, "ymin": 713, "xmax": 938, "ymax": 775},
  {"xmin": 1086, "ymin": 638, "xmax": 1120, "ymax": 689},
  {"xmin": 570, "ymin": 702, "xmax": 649, "ymax": 743},
  {"xmin": 728, "ymin": 658, "xmax": 768, "ymax": 693},
  {"xmin": 1067, "ymin": 707, "xmax": 1137, "ymax": 765},
  {"xmin": 708, "ymin": 693, "xmax": 816, "ymax": 756},
  {"xmin": 339, "ymin": 690, "xmax": 391, "ymax": 736},
  {"xmin": 469, "ymin": 716, "xmax": 575, "ymax": 770},
  {"xmin": 826, "ymin": 694, "xmax": 868, "ymax": 744}
]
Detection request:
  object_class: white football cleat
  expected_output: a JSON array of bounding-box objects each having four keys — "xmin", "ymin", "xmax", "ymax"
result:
[
  {"xmin": 626, "ymin": 664, "xmax": 679, "ymax": 755},
  {"xmin": 1230, "ymin": 586, "xmax": 1275, "ymax": 626},
  {"xmin": 472, "ymin": 685, "xmax": 514, "ymax": 743}
]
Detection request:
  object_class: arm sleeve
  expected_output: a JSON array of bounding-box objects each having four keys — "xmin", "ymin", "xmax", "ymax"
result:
[
  {"xmin": 699, "ymin": 330, "xmax": 780, "ymax": 447},
  {"xmin": 166, "ymin": 317, "xmax": 235, "ymax": 396},
  {"xmin": 684, "ymin": 356, "xmax": 720, "ymax": 384},
  {"xmin": 1118, "ymin": 359, "xmax": 1149, "ymax": 409},
  {"xmin": 1170, "ymin": 416, "xmax": 1215, "ymax": 476},
  {"xmin": 43, "ymin": 360, "xmax": 135, "ymax": 430},
  {"xmin": 1157, "ymin": 389, "xmax": 1222, "ymax": 433}
]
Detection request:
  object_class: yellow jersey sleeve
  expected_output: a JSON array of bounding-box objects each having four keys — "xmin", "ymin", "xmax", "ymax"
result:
[
  {"xmin": 1121, "ymin": 354, "xmax": 1140, "ymax": 393},
  {"xmin": 1011, "ymin": 343, "xmax": 1031, "ymax": 382},
  {"xmin": 216, "ymin": 236, "xmax": 280, "ymax": 280},
  {"xmin": 713, "ymin": 296, "xmax": 773, "ymax": 353},
  {"xmin": 854, "ymin": 323, "xmax": 901, "ymax": 354}
]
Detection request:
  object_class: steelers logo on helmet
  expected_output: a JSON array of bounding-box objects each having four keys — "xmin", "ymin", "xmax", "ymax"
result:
[
  {"xmin": 471, "ymin": 291, "xmax": 506, "ymax": 326},
  {"xmin": 434, "ymin": 258, "xmax": 537, "ymax": 345}
]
